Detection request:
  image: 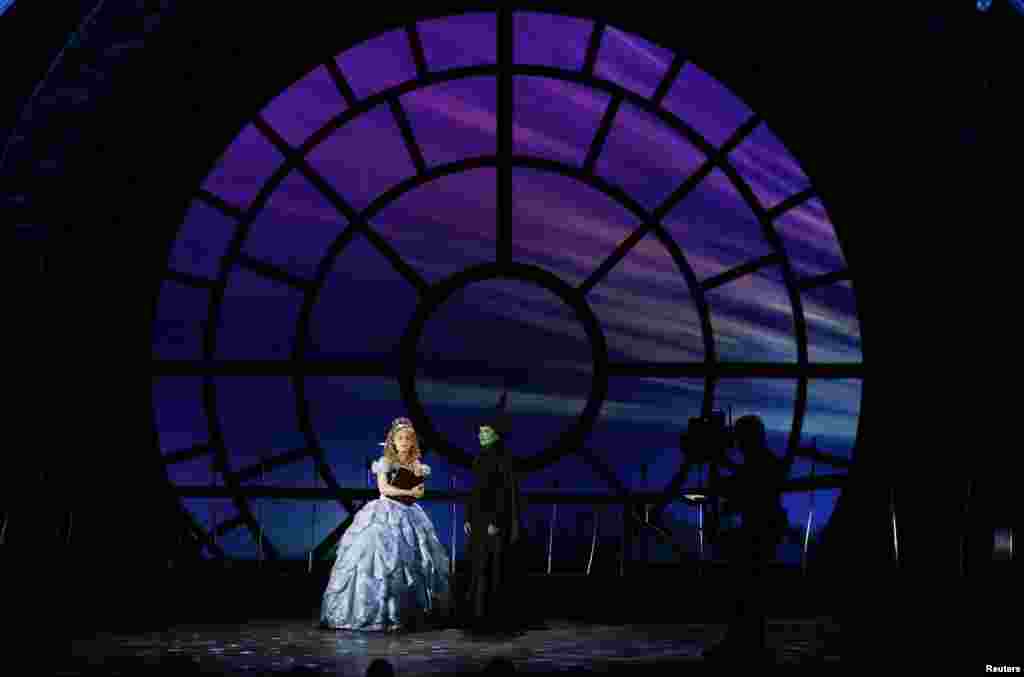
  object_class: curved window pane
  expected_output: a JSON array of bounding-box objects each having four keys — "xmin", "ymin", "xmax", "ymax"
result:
[
  {"xmin": 416, "ymin": 368, "xmax": 592, "ymax": 461},
  {"xmin": 310, "ymin": 234, "xmax": 419, "ymax": 359},
  {"xmin": 310, "ymin": 501, "xmax": 350, "ymax": 561},
  {"xmin": 152, "ymin": 280, "xmax": 209, "ymax": 360},
  {"xmin": 417, "ymin": 279, "xmax": 591, "ymax": 457},
  {"xmin": 215, "ymin": 267, "xmax": 303, "ymax": 360},
  {"xmin": 590, "ymin": 377, "xmax": 705, "ymax": 491},
  {"xmin": 801, "ymin": 379, "xmax": 861, "ymax": 468},
  {"xmin": 713, "ymin": 378, "xmax": 797, "ymax": 455},
  {"xmin": 804, "ymin": 281, "xmax": 862, "ymax": 363},
  {"xmin": 594, "ymin": 26, "xmax": 673, "ymax": 99},
  {"xmin": 202, "ymin": 123, "xmax": 283, "ymax": 212},
  {"xmin": 596, "ymin": 102, "xmax": 703, "ymax": 211},
  {"xmin": 238, "ymin": 455, "xmax": 317, "ymax": 489},
  {"xmin": 183, "ymin": 498, "xmax": 234, "ymax": 543},
  {"xmin": 706, "ymin": 266, "xmax": 796, "ymax": 363},
  {"xmin": 730, "ymin": 122, "xmax": 811, "ymax": 211},
  {"xmin": 589, "ymin": 234, "xmax": 704, "ymax": 362},
  {"xmin": 169, "ymin": 198, "xmax": 236, "ymax": 280},
  {"xmin": 165, "ymin": 454, "xmax": 214, "ymax": 487},
  {"xmin": 306, "ymin": 376, "xmax": 404, "ymax": 474},
  {"xmin": 511, "ymin": 167, "xmax": 640, "ymax": 288},
  {"xmin": 160, "ymin": 13, "xmax": 865, "ymax": 572},
  {"xmin": 372, "ymin": 169, "xmax": 496, "ymax": 282},
  {"xmin": 243, "ymin": 170, "xmax": 348, "ymax": 280},
  {"xmin": 513, "ymin": 12, "xmax": 592, "ymax": 71},
  {"xmin": 513, "ymin": 77, "xmax": 609, "ymax": 167},
  {"xmin": 418, "ymin": 12, "xmax": 496, "ymax": 70},
  {"xmin": 664, "ymin": 168, "xmax": 773, "ymax": 281},
  {"xmin": 215, "ymin": 377, "xmax": 303, "ymax": 472},
  {"xmin": 663, "ymin": 63, "xmax": 752, "ymax": 148},
  {"xmin": 335, "ymin": 29, "xmax": 417, "ymax": 100},
  {"xmin": 307, "ymin": 104, "xmax": 416, "ymax": 213},
  {"xmin": 775, "ymin": 196, "xmax": 847, "ymax": 278},
  {"xmin": 217, "ymin": 521, "xmax": 259, "ymax": 559},
  {"xmin": 248, "ymin": 499, "xmax": 321, "ymax": 560},
  {"xmin": 154, "ymin": 376, "xmax": 208, "ymax": 453},
  {"xmin": 244, "ymin": 458, "xmax": 325, "ymax": 560},
  {"xmin": 259, "ymin": 65, "xmax": 347, "ymax": 147},
  {"xmin": 402, "ymin": 78, "xmax": 496, "ymax": 167}
]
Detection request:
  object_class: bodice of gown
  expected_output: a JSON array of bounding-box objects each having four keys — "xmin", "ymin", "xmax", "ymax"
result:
[{"xmin": 388, "ymin": 466, "xmax": 424, "ymax": 506}]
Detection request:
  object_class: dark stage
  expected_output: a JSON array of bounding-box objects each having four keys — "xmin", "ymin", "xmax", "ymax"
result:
[
  {"xmin": 61, "ymin": 617, "xmax": 835, "ymax": 675},
  {"xmin": 5, "ymin": 2, "xmax": 1020, "ymax": 675},
  {"xmin": 38, "ymin": 564, "xmax": 851, "ymax": 674}
]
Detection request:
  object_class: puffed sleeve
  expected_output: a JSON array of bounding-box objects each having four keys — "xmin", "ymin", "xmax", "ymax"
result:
[{"xmin": 371, "ymin": 456, "xmax": 392, "ymax": 475}]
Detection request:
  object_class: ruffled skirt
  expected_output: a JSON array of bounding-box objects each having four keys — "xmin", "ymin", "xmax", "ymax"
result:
[{"xmin": 320, "ymin": 497, "xmax": 450, "ymax": 631}]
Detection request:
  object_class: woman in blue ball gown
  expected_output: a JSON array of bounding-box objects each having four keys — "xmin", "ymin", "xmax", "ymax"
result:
[{"xmin": 320, "ymin": 417, "xmax": 451, "ymax": 631}]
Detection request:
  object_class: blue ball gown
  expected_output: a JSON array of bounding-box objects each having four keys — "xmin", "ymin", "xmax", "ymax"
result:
[{"xmin": 320, "ymin": 457, "xmax": 451, "ymax": 631}]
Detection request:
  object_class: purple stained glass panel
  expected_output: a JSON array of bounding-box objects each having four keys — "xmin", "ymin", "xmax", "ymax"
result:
[
  {"xmin": 401, "ymin": 77, "xmax": 496, "ymax": 167},
  {"xmin": 371, "ymin": 168, "xmax": 496, "ymax": 282},
  {"xmin": 306, "ymin": 104, "xmax": 416, "ymax": 213},
  {"xmin": 215, "ymin": 267, "xmax": 303, "ymax": 360},
  {"xmin": 152, "ymin": 280, "xmax": 209, "ymax": 360},
  {"xmin": 418, "ymin": 12, "xmax": 497, "ymax": 70},
  {"xmin": 513, "ymin": 76, "xmax": 609, "ymax": 167},
  {"xmin": 663, "ymin": 168, "xmax": 774, "ymax": 281},
  {"xmin": 706, "ymin": 265, "xmax": 796, "ymax": 364},
  {"xmin": 513, "ymin": 12, "xmax": 592, "ymax": 71},
  {"xmin": 169, "ymin": 198, "xmax": 236, "ymax": 280},
  {"xmin": 243, "ymin": 170, "xmax": 347, "ymax": 280},
  {"xmin": 259, "ymin": 65, "xmax": 347, "ymax": 147},
  {"xmin": 730, "ymin": 122, "xmax": 811, "ymax": 211},
  {"xmin": 775, "ymin": 196, "xmax": 847, "ymax": 278},
  {"xmin": 663, "ymin": 62, "xmax": 753, "ymax": 148},
  {"xmin": 202, "ymin": 123, "xmax": 283, "ymax": 211},
  {"xmin": 596, "ymin": 102, "xmax": 704, "ymax": 211},
  {"xmin": 594, "ymin": 25, "xmax": 674, "ymax": 99},
  {"xmin": 336, "ymin": 29, "xmax": 417, "ymax": 100},
  {"xmin": 803, "ymin": 282, "xmax": 862, "ymax": 363},
  {"xmin": 153, "ymin": 376, "xmax": 208, "ymax": 454}
]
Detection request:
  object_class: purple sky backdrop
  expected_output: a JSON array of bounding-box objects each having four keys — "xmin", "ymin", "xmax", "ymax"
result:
[{"xmin": 155, "ymin": 12, "xmax": 861, "ymax": 560}]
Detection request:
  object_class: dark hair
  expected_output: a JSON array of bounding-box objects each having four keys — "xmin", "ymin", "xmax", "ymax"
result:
[
  {"xmin": 366, "ymin": 658, "xmax": 395, "ymax": 677},
  {"xmin": 734, "ymin": 415, "xmax": 766, "ymax": 448}
]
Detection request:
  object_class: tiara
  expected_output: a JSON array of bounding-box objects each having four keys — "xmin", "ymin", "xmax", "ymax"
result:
[{"xmin": 390, "ymin": 417, "xmax": 414, "ymax": 430}]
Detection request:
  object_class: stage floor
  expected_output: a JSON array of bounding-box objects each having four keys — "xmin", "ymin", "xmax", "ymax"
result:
[{"xmin": 60, "ymin": 617, "xmax": 839, "ymax": 674}]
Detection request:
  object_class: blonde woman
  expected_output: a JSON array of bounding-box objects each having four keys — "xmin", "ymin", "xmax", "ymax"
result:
[{"xmin": 320, "ymin": 417, "xmax": 450, "ymax": 631}]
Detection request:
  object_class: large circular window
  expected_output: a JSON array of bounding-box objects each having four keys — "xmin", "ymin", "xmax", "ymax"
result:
[{"xmin": 152, "ymin": 11, "xmax": 862, "ymax": 566}]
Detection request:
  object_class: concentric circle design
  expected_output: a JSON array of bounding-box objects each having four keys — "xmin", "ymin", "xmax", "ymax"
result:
[
  {"xmin": 151, "ymin": 10, "xmax": 863, "ymax": 559},
  {"xmin": 398, "ymin": 261, "xmax": 609, "ymax": 472}
]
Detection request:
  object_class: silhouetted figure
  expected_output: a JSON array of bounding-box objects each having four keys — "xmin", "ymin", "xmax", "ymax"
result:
[
  {"xmin": 482, "ymin": 656, "xmax": 517, "ymax": 675},
  {"xmin": 366, "ymin": 658, "xmax": 396, "ymax": 677},
  {"xmin": 704, "ymin": 415, "xmax": 791, "ymax": 663},
  {"xmin": 464, "ymin": 392, "xmax": 525, "ymax": 634}
]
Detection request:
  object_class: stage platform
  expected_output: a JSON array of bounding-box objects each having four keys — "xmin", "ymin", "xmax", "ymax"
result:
[{"xmin": 57, "ymin": 617, "xmax": 839, "ymax": 675}]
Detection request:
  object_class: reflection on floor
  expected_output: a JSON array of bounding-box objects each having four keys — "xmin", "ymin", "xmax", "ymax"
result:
[{"xmin": 58, "ymin": 617, "xmax": 840, "ymax": 675}]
